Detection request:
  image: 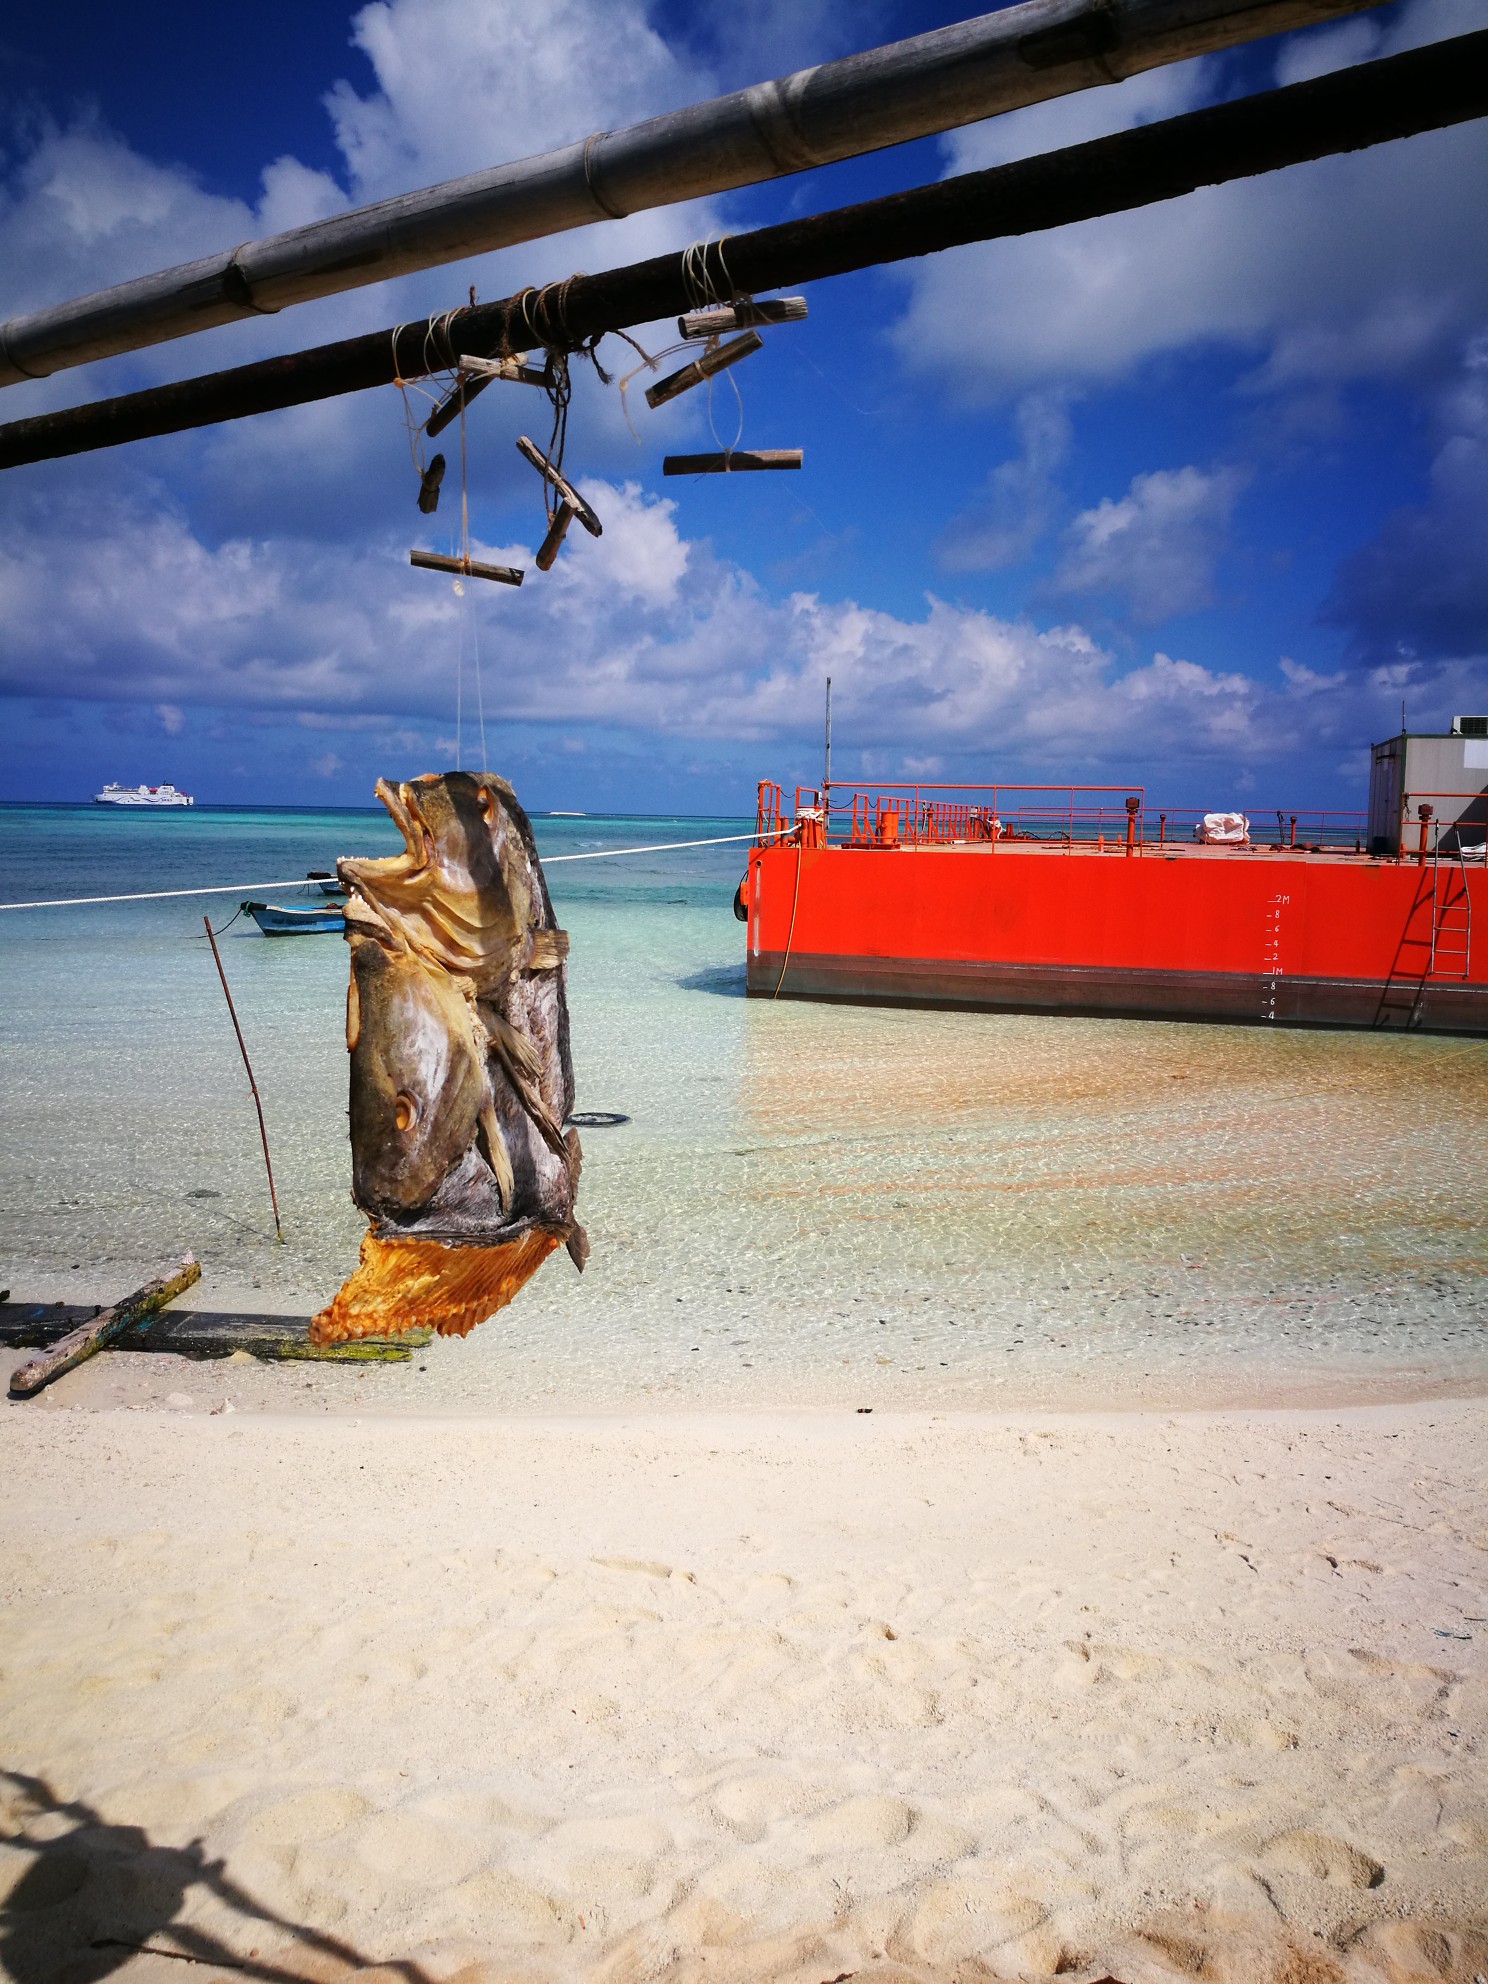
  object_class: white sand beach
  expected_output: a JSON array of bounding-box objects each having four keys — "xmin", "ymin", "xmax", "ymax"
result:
[{"xmin": 1, "ymin": 1381, "xmax": 1484, "ymax": 1983}]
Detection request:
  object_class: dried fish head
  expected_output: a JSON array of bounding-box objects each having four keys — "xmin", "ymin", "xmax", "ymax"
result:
[{"xmin": 338, "ymin": 772, "xmax": 553, "ymax": 990}]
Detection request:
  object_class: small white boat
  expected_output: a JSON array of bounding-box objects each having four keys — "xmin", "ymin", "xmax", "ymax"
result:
[{"xmin": 93, "ymin": 782, "xmax": 194, "ymax": 808}]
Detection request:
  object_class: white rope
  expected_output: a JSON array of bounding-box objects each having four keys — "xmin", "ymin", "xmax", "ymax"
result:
[
  {"xmin": 0, "ymin": 878, "xmax": 338, "ymax": 911},
  {"xmin": 0, "ymin": 829, "xmax": 790, "ymax": 911},
  {"xmin": 545, "ymin": 828, "xmax": 785, "ymax": 863}
]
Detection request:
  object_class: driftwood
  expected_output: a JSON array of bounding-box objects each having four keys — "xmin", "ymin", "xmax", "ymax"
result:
[
  {"xmin": 408, "ymin": 549, "xmax": 524, "ymax": 586},
  {"xmin": 424, "ymin": 355, "xmax": 547, "ymax": 440},
  {"xmin": 9, "ymin": 1256, "xmax": 200, "ymax": 1398},
  {"xmin": 515, "ymin": 436, "xmax": 603, "ymax": 537},
  {"xmin": 678, "ymin": 297, "xmax": 807, "ymax": 339},
  {"xmin": 0, "ymin": 1301, "xmax": 430, "ymax": 1363},
  {"xmin": 417, "ymin": 453, "xmax": 446, "ymax": 513},
  {"xmin": 536, "ymin": 500, "xmax": 577, "ymax": 571},
  {"xmin": 644, "ymin": 330, "xmax": 762, "ymax": 409},
  {"xmin": 663, "ymin": 449, "xmax": 802, "ymax": 474}
]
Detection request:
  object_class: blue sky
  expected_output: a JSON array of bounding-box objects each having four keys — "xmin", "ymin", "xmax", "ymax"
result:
[{"xmin": 0, "ymin": 0, "xmax": 1484, "ymax": 816}]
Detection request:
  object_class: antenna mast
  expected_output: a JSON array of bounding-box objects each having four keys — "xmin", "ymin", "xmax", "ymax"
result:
[{"xmin": 823, "ymin": 676, "xmax": 832, "ymax": 818}]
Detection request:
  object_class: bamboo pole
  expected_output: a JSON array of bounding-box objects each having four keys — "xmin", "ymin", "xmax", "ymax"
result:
[
  {"xmin": 9, "ymin": 1256, "xmax": 201, "ymax": 1398},
  {"xmin": 0, "ymin": 31, "xmax": 1480, "ymax": 473},
  {"xmin": 203, "ymin": 917, "xmax": 284, "ymax": 1242},
  {"xmin": 0, "ymin": 0, "xmax": 1386, "ymax": 389}
]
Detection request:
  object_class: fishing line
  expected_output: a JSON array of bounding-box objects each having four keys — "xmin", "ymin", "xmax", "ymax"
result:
[{"xmin": 473, "ymin": 595, "xmax": 488, "ymax": 772}]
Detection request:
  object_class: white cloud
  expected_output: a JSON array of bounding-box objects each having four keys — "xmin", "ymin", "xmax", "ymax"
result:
[
  {"xmin": 328, "ymin": 0, "xmax": 708, "ymax": 198},
  {"xmin": 0, "ymin": 473, "xmax": 1437, "ymax": 776},
  {"xmin": 895, "ymin": 0, "xmax": 1488, "ymax": 401},
  {"xmin": 315, "ymin": 0, "xmax": 727, "ymax": 308},
  {"xmin": 1054, "ymin": 464, "xmax": 1246, "ymax": 621}
]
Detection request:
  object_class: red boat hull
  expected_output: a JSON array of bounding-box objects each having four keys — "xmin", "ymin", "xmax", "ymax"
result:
[{"xmin": 744, "ymin": 841, "xmax": 1487, "ymax": 1033}]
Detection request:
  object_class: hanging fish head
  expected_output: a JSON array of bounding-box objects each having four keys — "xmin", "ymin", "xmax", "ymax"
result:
[
  {"xmin": 346, "ymin": 941, "xmax": 488, "ymax": 1214},
  {"xmin": 338, "ymin": 772, "xmax": 564, "ymax": 989}
]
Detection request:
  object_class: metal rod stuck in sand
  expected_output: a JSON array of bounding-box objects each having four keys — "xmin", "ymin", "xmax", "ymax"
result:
[{"xmin": 204, "ymin": 915, "xmax": 284, "ymax": 1243}]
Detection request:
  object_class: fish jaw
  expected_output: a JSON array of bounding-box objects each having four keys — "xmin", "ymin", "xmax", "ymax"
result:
[
  {"xmin": 337, "ymin": 777, "xmax": 433, "ymax": 903},
  {"xmin": 337, "ymin": 773, "xmax": 532, "ymax": 988}
]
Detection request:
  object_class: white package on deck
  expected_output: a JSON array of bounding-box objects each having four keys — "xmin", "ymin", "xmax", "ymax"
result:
[{"xmin": 1194, "ymin": 812, "xmax": 1250, "ymax": 844}]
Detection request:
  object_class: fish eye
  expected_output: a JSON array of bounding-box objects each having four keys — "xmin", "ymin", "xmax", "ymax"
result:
[{"xmin": 394, "ymin": 1092, "xmax": 417, "ymax": 1132}]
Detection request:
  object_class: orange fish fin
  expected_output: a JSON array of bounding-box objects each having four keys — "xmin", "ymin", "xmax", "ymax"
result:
[{"xmin": 309, "ymin": 1228, "xmax": 561, "ymax": 1344}]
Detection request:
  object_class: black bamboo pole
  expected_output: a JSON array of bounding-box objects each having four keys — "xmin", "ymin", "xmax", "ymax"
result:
[{"xmin": 0, "ymin": 30, "xmax": 1482, "ymax": 473}]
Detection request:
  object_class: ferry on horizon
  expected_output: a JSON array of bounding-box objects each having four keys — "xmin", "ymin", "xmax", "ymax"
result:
[{"xmin": 93, "ymin": 782, "xmax": 194, "ymax": 808}]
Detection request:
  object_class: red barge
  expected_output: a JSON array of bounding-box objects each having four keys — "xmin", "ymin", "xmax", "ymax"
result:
[{"xmin": 743, "ymin": 723, "xmax": 1488, "ymax": 1035}]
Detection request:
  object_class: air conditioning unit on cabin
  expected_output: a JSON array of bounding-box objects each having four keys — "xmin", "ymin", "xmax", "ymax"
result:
[{"xmin": 1450, "ymin": 714, "xmax": 1488, "ymax": 737}]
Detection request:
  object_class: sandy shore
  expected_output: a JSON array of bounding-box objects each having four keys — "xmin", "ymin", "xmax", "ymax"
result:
[{"xmin": 0, "ymin": 1390, "xmax": 1484, "ymax": 1983}]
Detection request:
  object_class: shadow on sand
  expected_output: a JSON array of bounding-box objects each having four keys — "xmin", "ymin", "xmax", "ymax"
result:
[{"xmin": 0, "ymin": 1769, "xmax": 433, "ymax": 1983}]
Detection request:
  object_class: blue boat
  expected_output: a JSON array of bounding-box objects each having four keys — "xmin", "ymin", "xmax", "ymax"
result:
[{"xmin": 241, "ymin": 899, "xmax": 345, "ymax": 936}]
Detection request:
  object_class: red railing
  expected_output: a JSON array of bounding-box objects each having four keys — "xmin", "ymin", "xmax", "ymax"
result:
[
  {"xmin": 1156, "ymin": 806, "xmax": 1367, "ymax": 850},
  {"xmin": 1400, "ymin": 791, "xmax": 1488, "ymax": 863},
  {"xmin": 755, "ymin": 779, "xmax": 1370, "ymax": 854},
  {"xmin": 813, "ymin": 781, "xmax": 1144, "ymax": 849}
]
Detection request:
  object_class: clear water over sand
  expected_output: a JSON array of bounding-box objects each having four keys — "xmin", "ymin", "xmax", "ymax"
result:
[{"xmin": 2, "ymin": 801, "xmax": 1484, "ymax": 1410}]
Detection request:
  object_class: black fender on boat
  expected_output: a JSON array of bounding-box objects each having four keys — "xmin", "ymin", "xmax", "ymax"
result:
[{"xmin": 732, "ymin": 877, "xmax": 748, "ymax": 922}]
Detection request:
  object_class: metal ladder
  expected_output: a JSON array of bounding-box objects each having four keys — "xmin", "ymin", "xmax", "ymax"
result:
[{"xmin": 1429, "ymin": 835, "xmax": 1473, "ymax": 979}]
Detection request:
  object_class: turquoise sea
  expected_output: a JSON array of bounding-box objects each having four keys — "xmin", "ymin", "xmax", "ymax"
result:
[{"xmin": 1, "ymin": 799, "xmax": 1485, "ymax": 1411}]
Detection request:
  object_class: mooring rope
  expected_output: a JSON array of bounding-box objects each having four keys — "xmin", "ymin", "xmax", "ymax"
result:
[{"xmin": 0, "ymin": 828, "xmax": 793, "ymax": 911}]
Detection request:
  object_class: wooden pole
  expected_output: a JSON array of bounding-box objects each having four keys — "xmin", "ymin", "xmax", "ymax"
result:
[
  {"xmin": 9, "ymin": 1256, "xmax": 200, "ymax": 1398},
  {"xmin": 0, "ymin": 30, "xmax": 1482, "ymax": 471},
  {"xmin": 203, "ymin": 917, "xmax": 284, "ymax": 1242}
]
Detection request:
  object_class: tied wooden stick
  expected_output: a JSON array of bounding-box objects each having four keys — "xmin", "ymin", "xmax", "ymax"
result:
[
  {"xmin": 204, "ymin": 915, "xmax": 284, "ymax": 1242},
  {"xmin": 10, "ymin": 1255, "xmax": 200, "ymax": 1398}
]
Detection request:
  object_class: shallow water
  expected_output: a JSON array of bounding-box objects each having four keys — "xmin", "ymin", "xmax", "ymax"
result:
[{"xmin": 2, "ymin": 801, "xmax": 1485, "ymax": 1410}]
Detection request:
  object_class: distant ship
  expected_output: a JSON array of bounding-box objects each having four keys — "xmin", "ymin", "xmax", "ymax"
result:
[{"xmin": 93, "ymin": 782, "xmax": 193, "ymax": 808}]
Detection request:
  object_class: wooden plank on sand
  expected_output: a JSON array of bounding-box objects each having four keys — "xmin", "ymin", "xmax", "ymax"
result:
[
  {"xmin": 9, "ymin": 1255, "xmax": 200, "ymax": 1398},
  {"xmin": 0, "ymin": 1302, "xmax": 430, "ymax": 1365}
]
